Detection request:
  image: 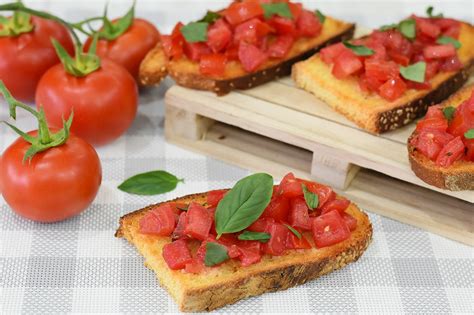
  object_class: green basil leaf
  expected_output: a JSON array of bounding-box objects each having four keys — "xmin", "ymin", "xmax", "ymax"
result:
[
  {"xmin": 204, "ymin": 242, "xmax": 229, "ymax": 267},
  {"xmin": 427, "ymin": 6, "xmax": 443, "ymax": 18},
  {"xmin": 215, "ymin": 173, "xmax": 273, "ymax": 237},
  {"xmin": 436, "ymin": 36, "xmax": 461, "ymax": 49},
  {"xmin": 199, "ymin": 11, "xmax": 221, "ymax": 24},
  {"xmin": 465, "ymin": 129, "xmax": 474, "ymax": 139},
  {"xmin": 118, "ymin": 170, "xmax": 184, "ymax": 195},
  {"xmin": 285, "ymin": 224, "xmax": 302, "ymax": 239},
  {"xmin": 302, "ymin": 184, "xmax": 319, "ymax": 210},
  {"xmin": 262, "ymin": 3, "xmax": 293, "ymax": 19},
  {"xmin": 238, "ymin": 231, "xmax": 271, "ymax": 242},
  {"xmin": 400, "ymin": 61, "xmax": 426, "ymax": 83},
  {"xmin": 315, "ymin": 9, "xmax": 326, "ymax": 24},
  {"xmin": 343, "ymin": 41, "xmax": 374, "ymax": 56},
  {"xmin": 379, "ymin": 23, "xmax": 398, "ymax": 31},
  {"xmin": 442, "ymin": 106, "xmax": 456, "ymax": 121},
  {"xmin": 180, "ymin": 22, "xmax": 208, "ymax": 43},
  {"xmin": 399, "ymin": 19, "xmax": 416, "ymax": 40}
]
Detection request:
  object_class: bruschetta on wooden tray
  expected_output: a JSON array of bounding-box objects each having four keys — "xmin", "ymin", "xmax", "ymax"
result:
[
  {"xmin": 293, "ymin": 7, "xmax": 474, "ymax": 133},
  {"xmin": 139, "ymin": 0, "xmax": 355, "ymax": 95},
  {"xmin": 408, "ymin": 84, "xmax": 474, "ymax": 190},
  {"xmin": 116, "ymin": 172, "xmax": 372, "ymax": 312}
]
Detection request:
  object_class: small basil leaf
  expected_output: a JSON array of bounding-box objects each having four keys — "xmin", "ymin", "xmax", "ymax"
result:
[
  {"xmin": 285, "ymin": 224, "xmax": 302, "ymax": 239},
  {"xmin": 262, "ymin": 3, "xmax": 293, "ymax": 19},
  {"xmin": 399, "ymin": 19, "xmax": 416, "ymax": 40},
  {"xmin": 199, "ymin": 11, "xmax": 221, "ymax": 24},
  {"xmin": 442, "ymin": 106, "xmax": 456, "ymax": 121},
  {"xmin": 436, "ymin": 36, "xmax": 461, "ymax": 49},
  {"xmin": 215, "ymin": 173, "xmax": 274, "ymax": 237},
  {"xmin": 343, "ymin": 41, "xmax": 374, "ymax": 56},
  {"xmin": 238, "ymin": 231, "xmax": 271, "ymax": 242},
  {"xmin": 118, "ymin": 170, "xmax": 184, "ymax": 195},
  {"xmin": 465, "ymin": 129, "xmax": 474, "ymax": 139},
  {"xmin": 302, "ymin": 184, "xmax": 319, "ymax": 210},
  {"xmin": 379, "ymin": 23, "xmax": 398, "ymax": 31},
  {"xmin": 400, "ymin": 61, "xmax": 426, "ymax": 83},
  {"xmin": 177, "ymin": 205, "xmax": 189, "ymax": 211},
  {"xmin": 427, "ymin": 6, "xmax": 443, "ymax": 18},
  {"xmin": 315, "ymin": 10, "xmax": 326, "ymax": 24},
  {"xmin": 204, "ymin": 242, "xmax": 229, "ymax": 267},
  {"xmin": 180, "ymin": 22, "xmax": 208, "ymax": 43}
]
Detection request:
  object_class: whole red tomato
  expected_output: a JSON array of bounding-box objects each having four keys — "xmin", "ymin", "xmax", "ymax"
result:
[
  {"xmin": 35, "ymin": 59, "xmax": 138, "ymax": 146},
  {"xmin": 0, "ymin": 130, "xmax": 102, "ymax": 222},
  {"xmin": 0, "ymin": 16, "xmax": 74, "ymax": 102},
  {"xmin": 84, "ymin": 18, "xmax": 160, "ymax": 80}
]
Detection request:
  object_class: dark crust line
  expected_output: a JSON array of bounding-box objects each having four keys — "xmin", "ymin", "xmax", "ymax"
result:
[{"xmin": 376, "ymin": 61, "xmax": 474, "ymax": 133}]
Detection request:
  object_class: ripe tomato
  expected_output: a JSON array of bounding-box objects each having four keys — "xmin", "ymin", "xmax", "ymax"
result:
[
  {"xmin": 288, "ymin": 197, "xmax": 312, "ymax": 230},
  {"xmin": 296, "ymin": 9, "xmax": 322, "ymax": 37},
  {"xmin": 268, "ymin": 35, "xmax": 294, "ymax": 58},
  {"xmin": 224, "ymin": 1, "xmax": 263, "ymax": 26},
  {"xmin": 35, "ymin": 59, "xmax": 138, "ymax": 146},
  {"xmin": 184, "ymin": 42, "xmax": 211, "ymax": 62},
  {"xmin": 332, "ymin": 50, "xmax": 363, "ymax": 79},
  {"xmin": 206, "ymin": 19, "xmax": 232, "ymax": 53},
  {"xmin": 0, "ymin": 16, "xmax": 74, "ymax": 102},
  {"xmin": 139, "ymin": 204, "xmax": 177, "ymax": 236},
  {"xmin": 413, "ymin": 130, "xmax": 454, "ymax": 160},
  {"xmin": 312, "ymin": 210, "xmax": 351, "ymax": 248},
  {"xmin": 263, "ymin": 222, "xmax": 288, "ymax": 256},
  {"xmin": 84, "ymin": 18, "xmax": 160, "ymax": 80},
  {"xmin": 435, "ymin": 136, "xmax": 465, "ymax": 167},
  {"xmin": 0, "ymin": 130, "xmax": 101, "ymax": 222},
  {"xmin": 238, "ymin": 42, "xmax": 267, "ymax": 72},
  {"xmin": 162, "ymin": 239, "xmax": 193, "ymax": 270},
  {"xmin": 199, "ymin": 53, "xmax": 227, "ymax": 76},
  {"xmin": 184, "ymin": 202, "xmax": 212, "ymax": 241},
  {"xmin": 261, "ymin": 194, "xmax": 290, "ymax": 222},
  {"xmin": 423, "ymin": 45, "xmax": 456, "ymax": 60},
  {"xmin": 378, "ymin": 76, "xmax": 407, "ymax": 102},
  {"xmin": 207, "ymin": 189, "xmax": 227, "ymax": 207}
]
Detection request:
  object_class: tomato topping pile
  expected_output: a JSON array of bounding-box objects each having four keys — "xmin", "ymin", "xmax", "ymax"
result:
[
  {"xmin": 139, "ymin": 172, "xmax": 357, "ymax": 273},
  {"xmin": 320, "ymin": 14, "xmax": 462, "ymax": 101},
  {"xmin": 162, "ymin": 0, "xmax": 323, "ymax": 76},
  {"xmin": 410, "ymin": 89, "xmax": 474, "ymax": 167}
]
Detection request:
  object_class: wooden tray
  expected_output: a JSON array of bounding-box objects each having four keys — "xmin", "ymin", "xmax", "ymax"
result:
[{"xmin": 163, "ymin": 81, "xmax": 473, "ymax": 245}]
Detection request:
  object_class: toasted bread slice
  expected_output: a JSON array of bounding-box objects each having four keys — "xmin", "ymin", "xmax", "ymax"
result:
[
  {"xmin": 292, "ymin": 22, "xmax": 474, "ymax": 134},
  {"xmin": 116, "ymin": 191, "xmax": 372, "ymax": 312},
  {"xmin": 139, "ymin": 16, "xmax": 355, "ymax": 95},
  {"xmin": 408, "ymin": 84, "xmax": 474, "ymax": 190}
]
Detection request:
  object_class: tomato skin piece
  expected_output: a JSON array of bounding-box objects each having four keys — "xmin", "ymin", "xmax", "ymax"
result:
[
  {"xmin": 320, "ymin": 43, "xmax": 348, "ymax": 65},
  {"xmin": 183, "ymin": 42, "xmax": 211, "ymax": 62},
  {"xmin": 162, "ymin": 239, "xmax": 193, "ymax": 270},
  {"xmin": 296, "ymin": 9, "xmax": 322, "ymax": 37},
  {"xmin": 278, "ymin": 172, "xmax": 304, "ymax": 198},
  {"xmin": 184, "ymin": 202, "xmax": 212, "ymax": 241},
  {"xmin": 285, "ymin": 232, "xmax": 312, "ymax": 250},
  {"xmin": 35, "ymin": 59, "xmax": 138, "ymax": 146},
  {"xmin": 238, "ymin": 42, "xmax": 268, "ymax": 72},
  {"xmin": 435, "ymin": 136, "xmax": 465, "ymax": 167},
  {"xmin": 207, "ymin": 189, "xmax": 227, "ymax": 207},
  {"xmin": 342, "ymin": 213, "xmax": 357, "ymax": 231},
  {"xmin": 267, "ymin": 35, "xmax": 294, "ymax": 58},
  {"xmin": 312, "ymin": 210, "xmax": 351, "ymax": 248},
  {"xmin": 261, "ymin": 195, "xmax": 290, "ymax": 222},
  {"xmin": 416, "ymin": 117, "xmax": 449, "ymax": 132},
  {"xmin": 247, "ymin": 217, "xmax": 274, "ymax": 232},
  {"xmin": 321, "ymin": 198, "xmax": 351, "ymax": 215},
  {"xmin": 172, "ymin": 212, "xmax": 188, "ymax": 240},
  {"xmin": 206, "ymin": 19, "xmax": 232, "ymax": 53},
  {"xmin": 378, "ymin": 76, "xmax": 407, "ymax": 102},
  {"xmin": 263, "ymin": 222, "xmax": 288, "ymax": 256},
  {"xmin": 423, "ymin": 45, "xmax": 456, "ymax": 60},
  {"xmin": 413, "ymin": 130, "xmax": 454, "ymax": 160},
  {"xmin": 224, "ymin": 1, "xmax": 264, "ymax": 26},
  {"xmin": 237, "ymin": 240, "xmax": 262, "ymax": 266},
  {"xmin": 332, "ymin": 50, "xmax": 363, "ymax": 79},
  {"xmin": 288, "ymin": 197, "xmax": 312, "ymax": 230},
  {"xmin": 0, "ymin": 131, "xmax": 101, "ymax": 222},
  {"xmin": 234, "ymin": 18, "xmax": 272, "ymax": 45},
  {"xmin": 139, "ymin": 204, "xmax": 177, "ymax": 236},
  {"xmin": 0, "ymin": 16, "xmax": 74, "ymax": 102},
  {"xmin": 365, "ymin": 59, "xmax": 399, "ymax": 82},
  {"xmin": 306, "ymin": 183, "xmax": 336, "ymax": 209},
  {"xmin": 84, "ymin": 18, "xmax": 160, "ymax": 80},
  {"xmin": 267, "ymin": 16, "xmax": 296, "ymax": 36},
  {"xmin": 199, "ymin": 53, "xmax": 227, "ymax": 76}
]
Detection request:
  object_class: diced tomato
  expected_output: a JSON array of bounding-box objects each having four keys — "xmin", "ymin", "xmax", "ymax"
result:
[
  {"xmin": 434, "ymin": 18, "xmax": 461, "ymax": 37},
  {"xmin": 413, "ymin": 130, "xmax": 454, "ymax": 160},
  {"xmin": 208, "ymin": 207, "xmax": 216, "ymax": 234},
  {"xmin": 416, "ymin": 117, "xmax": 448, "ymax": 132},
  {"xmin": 435, "ymin": 136, "xmax": 466, "ymax": 167},
  {"xmin": 416, "ymin": 17, "xmax": 441, "ymax": 39},
  {"xmin": 332, "ymin": 50, "xmax": 363, "ymax": 79},
  {"xmin": 342, "ymin": 213, "xmax": 357, "ymax": 231},
  {"xmin": 267, "ymin": 16, "xmax": 296, "ymax": 36},
  {"xmin": 321, "ymin": 198, "xmax": 350, "ymax": 215},
  {"xmin": 359, "ymin": 73, "xmax": 385, "ymax": 92},
  {"xmin": 424, "ymin": 105, "xmax": 445, "ymax": 120},
  {"xmin": 267, "ymin": 35, "xmax": 294, "ymax": 58},
  {"xmin": 406, "ymin": 80, "xmax": 432, "ymax": 90},
  {"xmin": 184, "ymin": 202, "xmax": 212, "ymax": 241},
  {"xmin": 378, "ymin": 75, "xmax": 407, "ymax": 101},
  {"xmin": 183, "ymin": 42, "xmax": 211, "ymax": 61},
  {"xmin": 278, "ymin": 172, "xmax": 303, "ymax": 198},
  {"xmin": 236, "ymin": 240, "xmax": 262, "ymax": 266},
  {"xmin": 261, "ymin": 194, "xmax": 290, "ymax": 222},
  {"xmin": 172, "ymin": 212, "xmax": 187, "ymax": 240},
  {"xmin": 388, "ymin": 51, "xmax": 410, "ymax": 66},
  {"xmin": 312, "ymin": 210, "xmax": 351, "ymax": 248},
  {"xmin": 216, "ymin": 234, "xmax": 240, "ymax": 258},
  {"xmin": 162, "ymin": 239, "xmax": 193, "ymax": 270},
  {"xmin": 440, "ymin": 56, "xmax": 463, "ymax": 72},
  {"xmin": 234, "ymin": 18, "xmax": 272, "ymax": 45},
  {"xmin": 238, "ymin": 42, "xmax": 267, "ymax": 72},
  {"xmin": 464, "ymin": 139, "xmax": 474, "ymax": 162},
  {"xmin": 320, "ymin": 43, "xmax": 348, "ymax": 65},
  {"xmin": 306, "ymin": 183, "xmax": 336, "ymax": 209},
  {"xmin": 247, "ymin": 217, "xmax": 274, "ymax": 232},
  {"xmin": 423, "ymin": 45, "xmax": 456, "ymax": 60},
  {"xmin": 161, "ymin": 23, "xmax": 185, "ymax": 59},
  {"xmin": 139, "ymin": 204, "xmax": 177, "ymax": 236},
  {"xmin": 224, "ymin": 1, "xmax": 264, "ymax": 26},
  {"xmin": 184, "ymin": 259, "xmax": 205, "ymax": 274},
  {"xmin": 296, "ymin": 9, "xmax": 322, "ymax": 37},
  {"xmin": 285, "ymin": 231, "xmax": 312, "ymax": 249},
  {"xmin": 199, "ymin": 53, "xmax": 227, "ymax": 76},
  {"xmin": 288, "ymin": 2, "xmax": 303, "ymax": 20},
  {"xmin": 365, "ymin": 59, "xmax": 399, "ymax": 82},
  {"xmin": 207, "ymin": 19, "xmax": 232, "ymax": 53},
  {"xmin": 207, "ymin": 189, "xmax": 227, "ymax": 207},
  {"xmin": 288, "ymin": 197, "xmax": 312, "ymax": 230},
  {"xmin": 448, "ymin": 97, "xmax": 474, "ymax": 137},
  {"xmin": 263, "ymin": 222, "xmax": 288, "ymax": 256},
  {"xmin": 224, "ymin": 43, "xmax": 240, "ymax": 61}
]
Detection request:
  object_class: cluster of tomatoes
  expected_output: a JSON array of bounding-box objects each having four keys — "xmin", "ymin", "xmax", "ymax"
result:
[{"xmin": 0, "ymin": 3, "xmax": 159, "ymax": 222}]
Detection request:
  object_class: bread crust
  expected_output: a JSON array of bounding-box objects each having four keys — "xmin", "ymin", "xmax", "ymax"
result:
[
  {"xmin": 116, "ymin": 191, "xmax": 373, "ymax": 312},
  {"xmin": 138, "ymin": 17, "xmax": 355, "ymax": 95},
  {"xmin": 407, "ymin": 84, "xmax": 474, "ymax": 191}
]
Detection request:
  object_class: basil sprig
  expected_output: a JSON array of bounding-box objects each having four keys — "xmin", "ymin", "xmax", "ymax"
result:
[
  {"xmin": 285, "ymin": 224, "xmax": 302, "ymax": 239},
  {"xmin": 315, "ymin": 10, "xmax": 326, "ymax": 24},
  {"xmin": 204, "ymin": 242, "xmax": 229, "ymax": 267},
  {"xmin": 465, "ymin": 129, "xmax": 474, "ymax": 139},
  {"xmin": 180, "ymin": 22, "xmax": 208, "ymax": 43},
  {"xmin": 262, "ymin": 2, "xmax": 293, "ymax": 19},
  {"xmin": 380, "ymin": 19, "xmax": 416, "ymax": 40},
  {"xmin": 436, "ymin": 36, "xmax": 461, "ymax": 49},
  {"xmin": 118, "ymin": 170, "xmax": 184, "ymax": 195},
  {"xmin": 302, "ymin": 184, "xmax": 319, "ymax": 210},
  {"xmin": 199, "ymin": 11, "xmax": 221, "ymax": 24},
  {"xmin": 400, "ymin": 62, "xmax": 426, "ymax": 83},
  {"xmin": 238, "ymin": 231, "xmax": 271, "ymax": 242},
  {"xmin": 442, "ymin": 106, "xmax": 456, "ymax": 121},
  {"xmin": 215, "ymin": 173, "xmax": 273, "ymax": 238},
  {"xmin": 427, "ymin": 6, "xmax": 443, "ymax": 18},
  {"xmin": 343, "ymin": 41, "xmax": 374, "ymax": 56}
]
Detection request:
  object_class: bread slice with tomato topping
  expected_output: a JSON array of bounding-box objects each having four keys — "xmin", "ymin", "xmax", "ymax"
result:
[
  {"xmin": 293, "ymin": 14, "xmax": 474, "ymax": 133},
  {"xmin": 116, "ymin": 173, "xmax": 372, "ymax": 312},
  {"xmin": 408, "ymin": 84, "xmax": 474, "ymax": 190},
  {"xmin": 139, "ymin": 1, "xmax": 355, "ymax": 95}
]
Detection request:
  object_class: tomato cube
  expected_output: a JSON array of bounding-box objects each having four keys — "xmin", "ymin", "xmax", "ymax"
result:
[
  {"xmin": 296, "ymin": 10, "xmax": 322, "ymax": 37},
  {"xmin": 288, "ymin": 3, "xmax": 303, "ymax": 20},
  {"xmin": 414, "ymin": 130, "xmax": 454, "ymax": 160},
  {"xmin": 320, "ymin": 43, "xmax": 348, "ymax": 65},
  {"xmin": 388, "ymin": 51, "xmax": 410, "ymax": 66},
  {"xmin": 464, "ymin": 139, "xmax": 474, "ymax": 162},
  {"xmin": 261, "ymin": 194, "xmax": 290, "ymax": 222},
  {"xmin": 171, "ymin": 212, "xmax": 187, "ymax": 240},
  {"xmin": 278, "ymin": 172, "xmax": 304, "ymax": 198},
  {"xmin": 207, "ymin": 19, "xmax": 232, "ymax": 53},
  {"xmin": 183, "ymin": 42, "xmax": 211, "ymax": 62},
  {"xmin": 423, "ymin": 45, "xmax": 456, "ymax": 60},
  {"xmin": 247, "ymin": 217, "xmax": 275, "ymax": 232},
  {"xmin": 267, "ymin": 35, "xmax": 294, "ymax": 58},
  {"xmin": 416, "ymin": 117, "xmax": 448, "ymax": 132},
  {"xmin": 365, "ymin": 59, "xmax": 399, "ymax": 82},
  {"xmin": 332, "ymin": 50, "xmax": 363, "ymax": 79},
  {"xmin": 289, "ymin": 197, "xmax": 312, "ymax": 230},
  {"xmin": 139, "ymin": 204, "xmax": 177, "ymax": 236},
  {"xmin": 435, "ymin": 136, "xmax": 465, "ymax": 167},
  {"xmin": 321, "ymin": 198, "xmax": 351, "ymax": 215},
  {"xmin": 199, "ymin": 53, "xmax": 227, "ymax": 76},
  {"xmin": 440, "ymin": 56, "xmax": 463, "ymax": 72},
  {"xmin": 285, "ymin": 232, "xmax": 312, "ymax": 249},
  {"xmin": 424, "ymin": 105, "xmax": 445, "ymax": 120},
  {"xmin": 207, "ymin": 189, "xmax": 227, "ymax": 207},
  {"xmin": 224, "ymin": 1, "xmax": 264, "ymax": 26},
  {"xmin": 162, "ymin": 239, "xmax": 193, "ymax": 270},
  {"xmin": 237, "ymin": 240, "xmax": 262, "ymax": 266},
  {"xmin": 312, "ymin": 210, "xmax": 351, "ymax": 248},
  {"xmin": 416, "ymin": 17, "xmax": 441, "ymax": 39},
  {"xmin": 263, "ymin": 223, "xmax": 288, "ymax": 256},
  {"xmin": 184, "ymin": 202, "xmax": 212, "ymax": 241},
  {"xmin": 378, "ymin": 76, "xmax": 407, "ymax": 102},
  {"xmin": 234, "ymin": 18, "xmax": 272, "ymax": 45},
  {"xmin": 267, "ymin": 16, "xmax": 296, "ymax": 36},
  {"xmin": 342, "ymin": 213, "xmax": 357, "ymax": 231},
  {"xmin": 238, "ymin": 42, "xmax": 268, "ymax": 72},
  {"xmin": 306, "ymin": 183, "xmax": 336, "ymax": 209}
]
